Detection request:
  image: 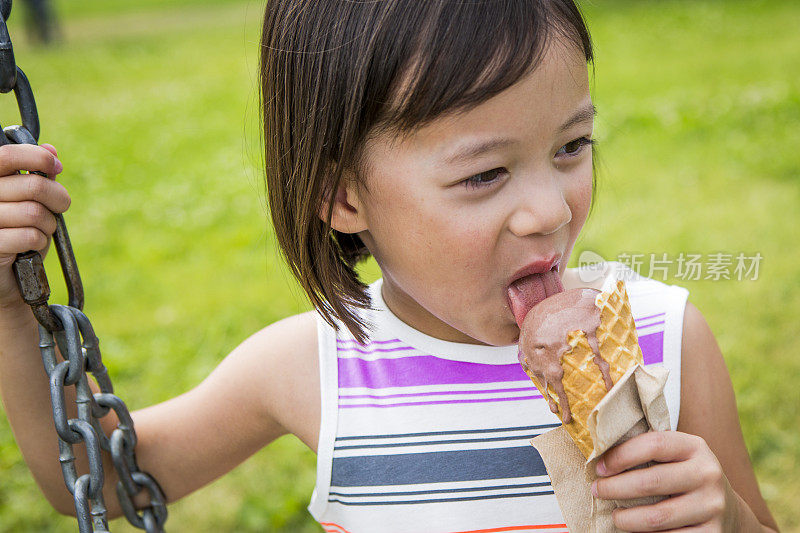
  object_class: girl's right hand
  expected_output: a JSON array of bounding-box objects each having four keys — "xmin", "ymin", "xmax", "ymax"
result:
[{"xmin": 0, "ymin": 143, "xmax": 69, "ymax": 308}]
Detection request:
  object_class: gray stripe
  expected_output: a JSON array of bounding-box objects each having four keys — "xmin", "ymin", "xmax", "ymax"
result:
[
  {"xmin": 331, "ymin": 446, "xmax": 547, "ymax": 487},
  {"xmin": 328, "ymin": 490, "xmax": 555, "ymax": 506},
  {"xmin": 328, "ymin": 481, "xmax": 551, "ymax": 498}
]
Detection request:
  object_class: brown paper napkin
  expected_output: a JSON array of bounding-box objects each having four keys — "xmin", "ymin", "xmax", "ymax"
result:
[{"xmin": 531, "ymin": 364, "xmax": 672, "ymax": 532}]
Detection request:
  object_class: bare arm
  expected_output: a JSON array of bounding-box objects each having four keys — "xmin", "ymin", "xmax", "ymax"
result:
[
  {"xmin": 1, "ymin": 303, "xmax": 318, "ymax": 517},
  {"xmin": 128, "ymin": 311, "xmax": 320, "ymax": 504},
  {"xmin": 0, "ymin": 142, "xmax": 322, "ymax": 518},
  {"xmin": 677, "ymin": 301, "xmax": 779, "ymax": 531}
]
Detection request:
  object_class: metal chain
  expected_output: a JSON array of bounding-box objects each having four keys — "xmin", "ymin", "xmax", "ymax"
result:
[{"xmin": 1, "ymin": 1, "xmax": 168, "ymax": 531}]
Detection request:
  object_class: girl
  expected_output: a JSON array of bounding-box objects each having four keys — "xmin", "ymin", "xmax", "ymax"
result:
[{"xmin": 0, "ymin": 1, "xmax": 780, "ymax": 531}]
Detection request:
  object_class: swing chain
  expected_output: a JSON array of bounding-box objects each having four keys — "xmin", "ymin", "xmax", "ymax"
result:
[
  {"xmin": 38, "ymin": 306, "xmax": 168, "ymax": 533},
  {"xmin": 1, "ymin": 3, "xmax": 168, "ymax": 532}
]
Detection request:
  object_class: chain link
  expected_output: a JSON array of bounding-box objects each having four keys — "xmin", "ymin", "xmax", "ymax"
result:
[{"xmin": 2, "ymin": 3, "xmax": 169, "ymax": 531}]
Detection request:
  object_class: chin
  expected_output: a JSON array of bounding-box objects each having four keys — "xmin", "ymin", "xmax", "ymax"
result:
[{"xmin": 475, "ymin": 323, "xmax": 520, "ymax": 347}]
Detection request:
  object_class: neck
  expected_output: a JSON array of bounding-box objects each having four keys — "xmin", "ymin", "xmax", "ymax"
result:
[{"xmin": 380, "ymin": 276, "xmax": 491, "ymax": 345}]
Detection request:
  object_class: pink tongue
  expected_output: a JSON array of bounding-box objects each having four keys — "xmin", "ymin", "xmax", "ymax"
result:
[{"xmin": 507, "ymin": 270, "xmax": 564, "ymax": 326}]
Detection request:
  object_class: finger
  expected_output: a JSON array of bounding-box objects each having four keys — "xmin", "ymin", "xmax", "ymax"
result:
[
  {"xmin": 612, "ymin": 491, "xmax": 720, "ymax": 532},
  {"xmin": 38, "ymin": 144, "xmax": 63, "ymax": 175},
  {"xmin": 0, "ymin": 144, "xmax": 61, "ymax": 177},
  {"xmin": 0, "ymin": 174, "xmax": 71, "ymax": 213},
  {"xmin": 0, "ymin": 202, "xmax": 58, "ymax": 236},
  {"xmin": 598, "ymin": 431, "xmax": 700, "ymax": 476},
  {"xmin": 0, "ymin": 227, "xmax": 49, "ymax": 255},
  {"xmin": 593, "ymin": 459, "xmax": 703, "ymax": 499},
  {"xmin": 40, "ymin": 143, "xmax": 58, "ymax": 158}
]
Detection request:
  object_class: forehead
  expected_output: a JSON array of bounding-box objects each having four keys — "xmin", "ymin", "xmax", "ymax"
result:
[{"xmin": 366, "ymin": 40, "xmax": 591, "ymax": 162}]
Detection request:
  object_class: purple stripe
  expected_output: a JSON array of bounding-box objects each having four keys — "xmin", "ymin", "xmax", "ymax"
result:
[
  {"xmin": 635, "ymin": 312, "xmax": 666, "ymax": 323},
  {"xmin": 339, "ymin": 387, "xmax": 535, "ymax": 400},
  {"xmin": 340, "ymin": 395, "xmax": 544, "ymax": 409},
  {"xmin": 337, "ymin": 338, "xmax": 401, "ymax": 345},
  {"xmin": 639, "ymin": 330, "xmax": 664, "ymax": 364},
  {"xmin": 338, "ymin": 355, "xmax": 529, "ymax": 389},
  {"xmin": 636, "ymin": 320, "xmax": 665, "ymax": 330},
  {"xmin": 338, "ymin": 346, "xmax": 417, "ymax": 355}
]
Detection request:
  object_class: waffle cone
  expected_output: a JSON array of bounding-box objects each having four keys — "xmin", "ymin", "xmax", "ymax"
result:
[{"xmin": 528, "ymin": 280, "xmax": 643, "ymax": 458}]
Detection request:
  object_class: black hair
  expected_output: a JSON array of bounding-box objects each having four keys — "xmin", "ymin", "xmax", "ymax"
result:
[{"xmin": 261, "ymin": 0, "xmax": 595, "ymax": 342}]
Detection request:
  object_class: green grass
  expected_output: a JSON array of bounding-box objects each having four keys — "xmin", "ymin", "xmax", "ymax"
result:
[{"xmin": 0, "ymin": 0, "xmax": 798, "ymax": 531}]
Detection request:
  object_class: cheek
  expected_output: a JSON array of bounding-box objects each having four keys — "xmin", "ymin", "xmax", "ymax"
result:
[
  {"xmin": 365, "ymin": 186, "xmax": 447, "ymax": 264},
  {"xmin": 414, "ymin": 208, "xmax": 495, "ymax": 277},
  {"xmin": 456, "ymin": 227, "xmax": 496, "ymax": 273},
  {"xmin": 566, "ymin": 163, "xmax": 593, "ymax": 232},
  {"xmin": 372, "ymin": 193, "xmax": 498, "ymax": 289},
  {"xmin": 423, "ymin": 202, "xmax": 500, "ymax": 269}
]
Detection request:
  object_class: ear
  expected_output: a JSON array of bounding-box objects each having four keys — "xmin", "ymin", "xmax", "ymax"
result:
[{"xmin": 321, "ymin": 171, "xmax": 368, "ymax": 234}]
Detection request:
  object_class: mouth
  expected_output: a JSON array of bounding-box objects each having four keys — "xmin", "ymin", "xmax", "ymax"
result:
[
  {"xmin": 506, "ymin": 255, "xmax": 564, "ymax": 326},
  {"xmin": 508, "ymin": 254, "xmax": 562, "ymax": 285}
]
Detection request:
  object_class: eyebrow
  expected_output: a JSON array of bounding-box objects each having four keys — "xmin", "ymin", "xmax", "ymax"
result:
[
  {"xmin": 442, "ymin": 103, "xmax": 597, "ymax": 165},
  {"xmin": 558, "ymin": 103, "xmax": 597, "ymax": 134}
]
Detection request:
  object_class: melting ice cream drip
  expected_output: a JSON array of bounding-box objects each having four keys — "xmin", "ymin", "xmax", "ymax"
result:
[{"xmin": 516, "ymin": 288, "xmax": 614, "ymax": 424}]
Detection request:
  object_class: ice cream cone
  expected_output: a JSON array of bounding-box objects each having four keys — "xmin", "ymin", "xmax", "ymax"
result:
[{"xmin": 526, "ymin": 280, "xmax": 643, "ymax": 458}]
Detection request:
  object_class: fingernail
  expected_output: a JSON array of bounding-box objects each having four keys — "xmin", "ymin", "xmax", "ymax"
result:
[
  {"xmin": 591, "ymin": 480, "xmax": 598, "ymax": 497},
  {"xmin": 54, "ymin": 158, "xmax": 63, "ymax": 175},
  {"xmin": 596, "ymin": 458, "xmax": 607, "ymax": 476}
]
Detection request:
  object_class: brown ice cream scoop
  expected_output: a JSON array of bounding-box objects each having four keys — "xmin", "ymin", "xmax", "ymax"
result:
[
  {"xmin": 518, "ymin": 280, "xmax": 646, "ymax": 458},
  {"xmin": 517, "ymin": 288, "xmax": 612, "ymax": 424}
]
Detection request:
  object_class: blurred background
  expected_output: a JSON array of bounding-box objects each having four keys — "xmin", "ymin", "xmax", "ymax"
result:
[{"xmin": 0, "ymin": 0, "xmax": 797, "ymax": 531}]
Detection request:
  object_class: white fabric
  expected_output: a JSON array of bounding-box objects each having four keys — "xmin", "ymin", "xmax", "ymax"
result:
[{"xmin": 308, "ymin": 262, "xmax": 689, "ymax": 533}]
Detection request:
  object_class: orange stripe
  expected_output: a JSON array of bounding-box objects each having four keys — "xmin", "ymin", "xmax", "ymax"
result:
[
  {"xmin": 320, "ymin": 522, "xmax": 353, "ymax": 533},
  {"xmin": 450, "ymin": 525, "xmax": 568, "ymax": 533}
]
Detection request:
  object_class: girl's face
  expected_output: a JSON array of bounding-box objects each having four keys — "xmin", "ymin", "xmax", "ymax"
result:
[{"xmin": 348, "ymin": 41, "xmax": 594, "ymax": 346}]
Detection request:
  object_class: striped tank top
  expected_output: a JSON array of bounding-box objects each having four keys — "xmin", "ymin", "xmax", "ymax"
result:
[{"xmin": 308, "ymin": 262, "xmax": 689, "ymax": 533}]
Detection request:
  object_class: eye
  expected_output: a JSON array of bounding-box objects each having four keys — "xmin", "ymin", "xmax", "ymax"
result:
[
  {"xmin": 556, "ymin": 136, "xmax": 595, "ymax": 158},
  {"xmin": 462, "ymin": 167, "xmax": 508, "ymax": 190}
]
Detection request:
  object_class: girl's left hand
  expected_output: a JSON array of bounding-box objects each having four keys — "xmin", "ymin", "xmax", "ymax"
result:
[{"xmin": 591, "ymin": 430, "xmax": 737, "ymax": 531}]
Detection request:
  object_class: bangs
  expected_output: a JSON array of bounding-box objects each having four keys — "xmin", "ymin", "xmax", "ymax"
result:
[{"xmin": 365, "ymin": 0, "xmax": 594, "ymax": 138}]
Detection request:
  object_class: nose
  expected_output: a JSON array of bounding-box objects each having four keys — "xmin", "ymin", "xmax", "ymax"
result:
[{"xmin": 507, "ymin": 174, "xmax": 572, "ymax": 237}]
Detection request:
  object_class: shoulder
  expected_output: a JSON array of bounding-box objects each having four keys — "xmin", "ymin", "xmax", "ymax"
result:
[
  {"xmin": 223, "ymin": 310, "xmax": 321, "ymax": 450},
  {"xmin": 677, "ymin": 302, "xmax": 731, "ymax": 431},
  {"xmin": 677, "ymin": 301, "xmax": 734, "ymax": 434},
  {"xmin": 242, "ymin": 309, "xmax": 319, "ymax": 357},
  {"xmin": 676, "ymin": 301, "xmax": 779, "ymax": 528},
  {"xmin": 233, "ymin": 310, "xmax": 319, "ymax": 382}
]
